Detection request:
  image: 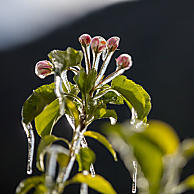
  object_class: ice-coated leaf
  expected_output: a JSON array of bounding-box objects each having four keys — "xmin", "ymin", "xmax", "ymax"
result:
[
  {"xmin": 35, "ymin": 99, "xmax": 60, "ymax": 137},
  {"xmin": 84, "ymin": 131, "xmax": 117, "ymax": 161},
  {"xmin": 65, "ymin": 98, "xmax": 80, "ymax": 128},
  {"xmin": 127, "ymin": 134, "xmax": 163, "ymax": 194},
  {"xmin": 65, "ymin": 173, "xmax": 117, "ymax": 194},
  {"xmin": 22, "ymin": 83, "xmax": 56, "ymax": 124},
  {"xmin": 183, "ymin": 175, "xmax": 194, "ymax": 190},
  {"xmin": 35, "ymin": 97, "xmax": 79, "ymax": 137},
  {"xmin": 74, "ymin": 68, "xmax": 97, "ymax": 96},
  {"xmin": 16, "ymin": 176, "xmax": 44, "ymax": 194},
  {"xmin": 111, "ymin": 75, "xmax": 151, "ymax": 120},
  {"xmin": 94, "ymin": 107, "xmax": 117, "ymax": 125},
  {"xmin": 181, "ymin": 139, "xmax": 194, "ymax": 159},
  {"xmin": 104, "ymin": 123, "xmax": 163, "ymax": 194},
  {"xmin": 76, "ymin": 147, "xmax": 96, "ymax": 172},
  {"xmin": 48, "ymin": 47, "xmax": 83, "ymax": 70},
  {"xmin": 36, "ymin": 135, "xmax": 69, "ymax": 171},
  {"xmin": 142, "ymin": 120, "xmax": 179, "ymax": 154},
  {"xmin": 100, "ymin": 90, "xmax": 124, "ymax": 105}
]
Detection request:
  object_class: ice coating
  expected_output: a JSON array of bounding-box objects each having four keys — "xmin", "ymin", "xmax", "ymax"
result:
[
  {"xmin": 80, "ymin": 170, "xmax": 89, "ymax": 194},
  {"xmin": 95, "ymin": 52, "xmax": 113, "ymax": 85},
  {"xmin": 132, "ymin": 161, "xmax": 137, "ymax": 193},
  {"xmin": 35, "ymin": 60, "xmax": 53, "ymax": 79},
  {"xmin": 55, "ymin": 75, "xmax": 65, "ymax": 116},
  {"xmin": 107, "ymin": 36, "xmax": 120, "ymax": 52},
  {"xmin": 22, "ymin": 122, "xmax": 34, "ymax": 174},
  {"xmin": 116, "ymin": 54, "xmax": 132, "ymax": 70},
  {"xmin": 92, "ymin": 52, "xmax": 101, "ymax": 71}
]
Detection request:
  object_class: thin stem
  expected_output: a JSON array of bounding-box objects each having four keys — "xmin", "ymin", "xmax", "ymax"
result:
[
  {"xmin": 82, "ymin": 46, "xmax": 91, "ymax": 73},
  {"xmin": 95, "ymin": 51, "xmax": 113, "ymax": 85}
]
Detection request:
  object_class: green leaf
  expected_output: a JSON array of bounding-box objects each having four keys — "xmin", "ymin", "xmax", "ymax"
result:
[
  {"xmin": 111, "ymin": 75, "xmax": 151, "ymax": 120},
  {"xmin": 66, "ymin": 173, "xmax": 117, "ymax": 194},
  {"xmin": 57, "ymin": 153, "xmax": 70, "ymax": 168},
  {"xmin": 84, "ymin": 131, "xmax": 117, "ymax": 161},
  {"xmin": 36, "ymin": 135, "xmax": 69, "ymax": 171},
  {"xmin": 48, "ymin": 47, "xmax": 83, "ymax": 70},
  {"xmin": 22, "ymin": 83, "xmax": 56, "ymax": 124},
  {"xmin": 142, "ymin": 120, "xmax": 179, "ymax": 155},
  {"xmin": 35, "ymin": 99, "xmax": 60, "ymax": 137},
  {"xmin": 65, "ymin": 98, "xmax": 80, "ymax": 128},
  {"xmin": 94, "ymin": 107, "xmax": 117, "ymax": 125},
  {"xmin": 181, "ymin": 139, "xmax": 194, "ymax": 159},
  {"xmin": 74, "ymin": 68, "xmax": 97, "ymax": 96},
  {"xmin": 76, "ymin": 147, "xmax": 96, "ymax": 172},
  {"xmin": 99, "ymin": 90, "xmax": 124, "ymax": 105},
  {"xmin": 183, "ymin": 175, "xmax": 194, "ymax": 190},
  {"xmin": 33, "ymin": 184, "xmax": 47, "ymax": 194},
  {"xmin": 128, "ymin": 134, "xmax": 163, "ymax": 194},
  {"xmin": 103, "ymin": 123, "xmax": 163, "ymax": 194},
  {"xmin": 16, "ymin": 176, "xmax": 44, "ymax": 194}
]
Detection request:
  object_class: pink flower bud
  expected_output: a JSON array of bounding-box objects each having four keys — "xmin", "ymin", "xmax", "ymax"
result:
[
  {"xmin": 107, "ymin": 36, "xmax": 120, "ymax": 52},
  {"xmin": 116, "ymin": 54, "xmax": 132, "ymax": 70},
  {"xmin": 35, "ymin": 60, "xmax": 54, "ymax": 79},
  {"xmin": 79, "ymin": 34, "xmax": 91, "ymax": 47},
  {"xmin": 91, "ymin": 36, "xmax": 106, "ymax": 53}
]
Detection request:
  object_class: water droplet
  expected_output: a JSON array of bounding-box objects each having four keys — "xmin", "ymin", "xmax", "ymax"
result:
[
  {"xmin": 22, "ymin": 122, "xmax": 34, "ymax": 174},
  {"xmin": 95, "ymin": 52, "xmax": 113, "ymax": 85},
  {"xmin": 132, "ymin": 161, "xmax": 137, "ymax": 193},
  {"xmin": 110, "ymin": 117, "xmax": 117, "ymax": 125}
]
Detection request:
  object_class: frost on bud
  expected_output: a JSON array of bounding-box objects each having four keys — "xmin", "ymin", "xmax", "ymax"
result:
[
  {"xmin": 79, "ymin": 34, "xmax": 91, "ymax": 47},
  {"xmin": 107, "ymin": 36, "xmax": 120, "ymax": 52},
  {"xmin": 91, "ymin": 36, "xmax": 106, "ymax": 53},
  {"xmin": 116, "ymin": 54, "xmax": 132, "ymax": 70},
  {"xmin": 35, "ymin": 60, "xmax": 54, "ymax": 79}
]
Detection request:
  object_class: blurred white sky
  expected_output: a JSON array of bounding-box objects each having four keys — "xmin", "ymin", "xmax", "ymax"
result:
[{"xmin": 0, "ymin": 0, "xmax": 132, "ymax": 50}]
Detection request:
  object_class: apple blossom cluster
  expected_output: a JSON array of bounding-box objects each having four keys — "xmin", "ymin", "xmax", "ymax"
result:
[{"xmin": 35, "ymin": 34, "xmax": 132, "ymax": 88}]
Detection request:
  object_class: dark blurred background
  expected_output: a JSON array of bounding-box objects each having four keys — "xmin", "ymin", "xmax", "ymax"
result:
[{"xmin": 0, "ymin": 0, "xmax": 194, "ymax": 193}]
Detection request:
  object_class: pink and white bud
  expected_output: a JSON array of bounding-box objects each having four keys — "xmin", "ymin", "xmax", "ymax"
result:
[
  {"xmin": 79, "ymin": 34, "xmax": 91, "ymax": 47},
  {"xmin": 35, "ymin": 60, "xmax": 54, "ymax": 79},
  {"xmin": 116, "ymin": 54, "xmax": 132, "ymax": 70},
  {"xmin": 107, "ymin": 36, "xmax": 120, "ymax": 52},
  {"xmin": 91, "ymin": 36, "xmax": 106, "ymax": 53}
]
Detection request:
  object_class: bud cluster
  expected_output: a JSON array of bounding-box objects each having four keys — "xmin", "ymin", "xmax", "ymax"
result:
[{"xmin": 34, "ymin": 34, "xmax": 133, "ymax": 89}]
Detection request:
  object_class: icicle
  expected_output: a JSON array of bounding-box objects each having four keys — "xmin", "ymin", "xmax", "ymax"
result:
[
  {"xmin": 61, "ymin": 70, "xmax": 71, "ymax": 93},
  {"xmin": 132, "ymin": 161, "xmax": 137, "ymax": 193},
  {"xmin": 92, "ymin": 52, "xmax": 101, "ymax": 72},
  {"xmin": 80, "ymin": 170, "xmax": 89, "ymax": 194},
  {"xmin": 130, "ymin": 108, "xmax": 147, "ymax": 130},
  {"xmin": 22, "ymin": 122, "xmax": 34, "ymax": 175},
  {"xmin": 55, "ymin": 75, "xmax": 64, "ymax": 116},
  {"xmin": 95, "ymin": 52, "xmax": 113, "ymax": 85}
]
